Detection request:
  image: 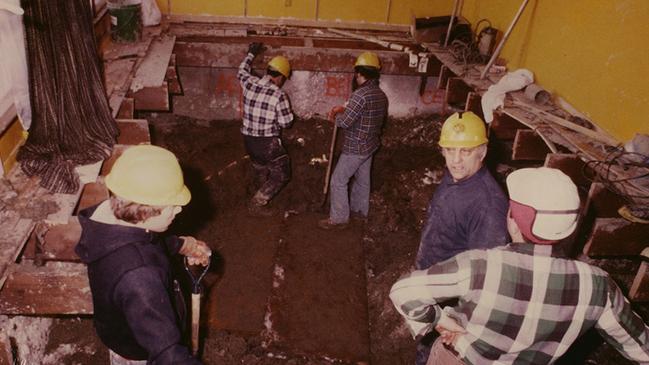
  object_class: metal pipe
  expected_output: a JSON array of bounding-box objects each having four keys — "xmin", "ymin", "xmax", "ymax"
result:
[
  {"xmin": 443, "ymin": 0, "xmax": 460, "ymax": 47},
  {"xmin": 480, "ymin": 0, "xmax": 530, "ymax": 79}
]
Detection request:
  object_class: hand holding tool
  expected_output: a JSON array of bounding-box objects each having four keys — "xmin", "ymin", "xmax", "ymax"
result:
[
  {"xmin": 248, "ymin": 42, "xmax": 265, "ymax": 56},
  {"xmin": 328, "ymin": 105, "xmax": 345, "ymax": 122},
  {"xmin": 184, "ymin": 257, "xmax": 211, "ymax": 355}
]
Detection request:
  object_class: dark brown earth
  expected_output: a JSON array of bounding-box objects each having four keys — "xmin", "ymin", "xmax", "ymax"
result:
[{"xmin": 45, "ymin": 113, "xmax": 644, "ymax": 365}]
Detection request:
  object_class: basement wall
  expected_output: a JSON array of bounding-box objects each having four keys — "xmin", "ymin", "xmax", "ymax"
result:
[{"xmin": 173, "ymin": 67, "xmax": 443, "ymax": 121}]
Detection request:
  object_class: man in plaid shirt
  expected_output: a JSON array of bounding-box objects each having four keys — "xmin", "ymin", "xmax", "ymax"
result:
[
  {"xmin": 391, "ymin": 167, "xmax": 649, "ymax": 365},
  {"xmin": 238, "ymin": 42, "xmax": 294, "ymax": 216},
  {"xmin": 318, "ymin": 51, "xmax": 388, "ymax": 229}
]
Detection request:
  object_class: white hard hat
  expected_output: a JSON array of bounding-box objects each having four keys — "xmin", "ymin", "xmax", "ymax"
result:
[{"xmin": 506, "ymin": 167, "xmax": 580, "ymax": 243}]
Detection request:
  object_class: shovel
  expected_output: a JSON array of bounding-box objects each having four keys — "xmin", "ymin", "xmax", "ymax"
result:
[
  {"xmin": 184, "ymin": 257, "xmax": 211, "ymax": 356},
  {"xmin": 321, "ymin": 124, "xmax": 339, "ymax": 206}
]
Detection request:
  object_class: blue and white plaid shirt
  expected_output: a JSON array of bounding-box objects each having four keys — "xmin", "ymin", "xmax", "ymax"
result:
[
  {"xmin": 391, "ymin": 242, "xmax": 649, "ymax": 365},
  {"xmin": 237, "ymin": 53, "xmax": 294, "ymax": 137},
  {"xmin": 334, "ymin": 79, "xmax": 388, "ymax": 155}
]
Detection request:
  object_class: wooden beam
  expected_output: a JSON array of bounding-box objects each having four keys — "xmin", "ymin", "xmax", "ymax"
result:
[
  {"xmin": 630, "ymin": 259, "xmax": 649, "ymax": 302},
  {"xmin": 489, "ymin": 111, "xmax": 528, "ymax": 140},
  {"xmin": 512, "ymin": 129, "xmax": 550, "ymax": 161},
  {"xmin": 116, "ymin": 119, "xmax": 151, "ymax": 145},
  {"xmin": 173, "ymin": 42, "xmax": 417, "ymax": 75},
  {"xmin": 544, "ymin": 153, "xmax": 592, "ymax": 191},
  {"xmin": 0, "ymin": 263, "xmax": 92, "ymax": 315},
  {"xmin": 583, "ymin": 218, "xmax": 649, "ymax": 257},
  {"xmin": 75, "ymin": 182, "xmax": 109, "ymax": 214},
  {"xmin": 584, "ymin": 183, "xmax": 625, "ymax": 218},
  {"xmin": 133, "ymin": 82, "xmax": 170, "ymax": 111},
  {"xmin": 465, "ymin": 92, "xmax": 484, "ymax": 120},
  {"xmin": 445, "ymin": 77, "xmax": 472, "ymax": 107},
  {"xmin": 101, "ymin": 144, "xmax": 130, "ymax": 176},
  {"xmin": 131, "ymin": 35, "xmax": 176, "ymax": 90},
  {"xmin": 166, "ymin": 66, "xmax": 182, "ymax": 95},
  {"xmin": 23, "ymin": 218, "xmax": 81, "ymax": 262},
  {"xmin": 116, "ymin": 97, "xmax": 134, "ymax": 119}
]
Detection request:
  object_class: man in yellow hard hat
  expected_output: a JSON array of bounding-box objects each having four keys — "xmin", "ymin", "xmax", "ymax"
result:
[
  {"xmin": 75, "ymin": 144, "xmax": 210, "ymax": 365},
  {"xmin": 237, "ymin": 42, "xmax": 294, "ymax": 216},
  {"xmin": 413, "ymin": 112, "xmax": 509, "ymax": 365},
  {"xmin": 392, "ymin": 167, "xmax": 649, "ymax": 365},
  {"xmin": 318, "ymin": 51, "xmax": 388, "ymax": 229}
]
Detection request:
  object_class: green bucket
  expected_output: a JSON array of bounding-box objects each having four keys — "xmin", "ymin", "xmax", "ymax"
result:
[{"xmin": 107, "ymin": 0, "xmax": 142, "ymax": 43}]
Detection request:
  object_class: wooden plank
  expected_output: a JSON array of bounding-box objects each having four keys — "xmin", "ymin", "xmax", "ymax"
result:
[
  {"xmin": 512, "ymin": 129, "xmax": 550, "ymax": 161},
  {"xmin": 445, "ymin": 77, "xmax": 472, "ymax": 107},
  {"xmin": 583, "ymin": 218, "xmax": 649, "ymax": 257},
  {"xmin": 436, "ymin": 64, "xmax": 453, "ymax": 90},
  {"xmin": 465, "ymin": 91, "xmax": 484, "ymax": 120},
  {"xmin": 23, "ymin": 218, "xmax": 81, "ymax": 262},
  {"xmin": 630, "ymin": 260, "xmax": 649, "ymax": 302},
  {"xmin": 0, "ymin": 262, "xmax": 92, "ymax": 315},
  {"xmin": 584, "ymin": 183, "xmax": 625, "ymax": 218},
  {"xmin": 0, "ymin": 217, "xmax": 34, "ymax": 291},
  {"xmin": 544, "ymin": 153, "xmax": 592, "ymax": 190},
  {"xmin": 489, "ymin": 111, "xmax": 529, "ymax": 140},
  {"xmin": 131, "ymin": 35, "xmax": 176, "ymax": 91},
  {"xmin": 166, "ymin": 66, "xmax": 182, "ymax": 95},
  {"xmin": 75, "ymin": 182, "xmax": 109, "ymax": 214},
  {"xmin": 116, "ymin": 119, "xmax": 151, "ymax": 145},
  {"xmin": 116, "ymin": 97, "xmax": 134, "ymax": 119},
  {"xmin": 133, "ymin": 82, "xmax": 170, "ymax": 111},
  {"xmin": 101, "ymin": 144, "xmax": 130, "ymax": 176}
]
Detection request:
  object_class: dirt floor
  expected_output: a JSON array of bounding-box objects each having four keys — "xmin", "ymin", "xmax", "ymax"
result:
[{"xmin": 39, "ymin": 112, "xmax": 645, "ymax": 365}]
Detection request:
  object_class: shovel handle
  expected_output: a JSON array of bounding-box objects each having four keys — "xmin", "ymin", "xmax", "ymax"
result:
[
  {"xmin": 323, "ymin": 124, "xmax": 338, "ymax": 195},
  {"xmin": 190, "ymin": 293, "xmax": 200, "ymax": 355}
]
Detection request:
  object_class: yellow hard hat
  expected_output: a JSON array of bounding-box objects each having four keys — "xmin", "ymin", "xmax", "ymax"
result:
[
  {"xmin": 268, "ymin": 55, "xmax": 291, "ymax": 78},
  {"xmin": 105, "ymin": 145, "xmax": 191, "ymax": 206},
  {"xmin": 439, "ymin": 112, "xmax": 488, "ymax": 148},
  {"xmin": 355, "ymin": 52, "xmax": 381, "ymax": 69}
]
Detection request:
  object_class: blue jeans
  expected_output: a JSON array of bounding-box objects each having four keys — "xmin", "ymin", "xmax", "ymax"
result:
[{"xmin": 329, "ymin": 153, "xmax": 373, "ymax": 224}]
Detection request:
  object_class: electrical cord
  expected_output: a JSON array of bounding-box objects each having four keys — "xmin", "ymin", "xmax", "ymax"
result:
[
  {"xmin": 582, "ymin": 147, "xmax": 649, "ymax": 221},
  {"xmin": 448, "ymin": 18, "xmax": 493, "ymax": 69}
]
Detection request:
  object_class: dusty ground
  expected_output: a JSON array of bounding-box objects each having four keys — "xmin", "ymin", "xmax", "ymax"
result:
[{"xmin": 39, "ymin": 113, "xmax": 645, "ymax": 365}]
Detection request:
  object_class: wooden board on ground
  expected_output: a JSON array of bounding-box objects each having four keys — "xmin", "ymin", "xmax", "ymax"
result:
[
  {"xmin": 133, "ymin": 82, "xmax": 170, "ymax": 111},
  {"xmin": 23, "ymin": 217, "xmax": 82, "ymax": 262},
  {"xmin": 0, "ymin": 217, "xmax": 33, "ymax": 291},
  {"xmin": 104, "ymin": 58, "xmax": 136, "ymax": 96},
  {"xmin": 131, "ymin": 35, "xmax": 176, "ymax": 91},
  {"xmin": 445, "ymin": 77, "xmax": 472, "ymax": 107},
  {"xmin": 75, "ymin": 181, "xmax": 109, "ymax": 214},
  {"xmin": 0, "ymin": 262, "xmax": 92, "ymax": 315},
  {"xmin": 583, "ymin": 218, "xmax": 649, "ymax": 257},
  {"xmin": 544, "ymin": 153, "xmax": 592, "ymax": 191},
  {"xmin": 116, "ymin": 119, "xmax": 151, "ymax": 145},
  {"xmin": 116, "ymin": 97, "xmax": 134, "ymax": 119}
]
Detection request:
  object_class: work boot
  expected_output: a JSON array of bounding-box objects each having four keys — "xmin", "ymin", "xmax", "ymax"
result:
[{"xmin": 317, "ymin": 218, "xmax": 348, "ymax": 230}]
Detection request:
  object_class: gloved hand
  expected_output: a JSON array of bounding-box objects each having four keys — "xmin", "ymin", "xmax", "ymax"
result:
[
  {"xmin": 328, "ymin": 105, "xmax": 345, "ymax": 122},
  {"xmin": 248, "ymin": 42, "xmax": 264, "ymax": 56},
  {"xmin": 179, "ymin": 236, "xmax": 212, "ymax": 266}
]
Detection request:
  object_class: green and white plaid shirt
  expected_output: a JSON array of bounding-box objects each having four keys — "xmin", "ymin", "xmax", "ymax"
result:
[{"xmin": 390, "ymin": 242, "xmax": 649, "ymax": 364}]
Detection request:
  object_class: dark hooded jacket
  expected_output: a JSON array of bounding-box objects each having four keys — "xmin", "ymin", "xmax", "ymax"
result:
[{"xmin": 75, "ymin": 204, "xmax": 201, "ymax": 365}]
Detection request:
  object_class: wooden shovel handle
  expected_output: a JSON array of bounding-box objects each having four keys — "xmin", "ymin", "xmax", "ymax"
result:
[
  {"xmin": 190, "ymin": 293, "xmax": 200, "ymax": 355},
  {"xmin": 323, "ymin": 124, "xmax": 339, "ymax": 195}
]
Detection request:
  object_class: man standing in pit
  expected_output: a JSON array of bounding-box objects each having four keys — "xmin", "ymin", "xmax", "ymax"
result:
[
  {"xmin": 414, "ymin": 112, "xmax": 510, "ymax": 364},
  {"xmin": 318, "ymin": 51, "xmax": 388, "ymax": 230},
  {"xmin": 237, "ymin": 42, "xmax": 294, "ymax": 216},
  {"xmin": 391, "ymin": 167, "xmax": 649, "ymax": 365}
]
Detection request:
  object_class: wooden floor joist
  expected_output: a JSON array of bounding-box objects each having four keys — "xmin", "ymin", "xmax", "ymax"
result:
[
  {"xmin": 512, "ymin": 129, "xmax": 550, "ymax": 161},
  {"xmin": 445, "ymin": 77, "xmax": 472, "ymax": 107},
  {"xmin": 583, "ymin": 218, "xmax": 649, "ymax": 257}
]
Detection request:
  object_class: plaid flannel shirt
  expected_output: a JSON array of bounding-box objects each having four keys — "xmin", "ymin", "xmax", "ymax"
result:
[
  {"xmin": 335, "ymin": 79, "xmax": 388, "ymax": 155},
  {"xmin": 390, "ymin": 243, "xmax": 649, "ymax": 365},
  {"xmin": 237, "ymin": 53, "xmax": 294, "ymax": 137}
]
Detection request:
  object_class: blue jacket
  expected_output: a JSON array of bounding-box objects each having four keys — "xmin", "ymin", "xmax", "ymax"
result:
[
  {"xmin": 75, "ymin": 205, "xmax": 201, "ymax": 364},
  {"xmin": 415, "ymin": 166, "xmax": 509, "ymax": 269}
]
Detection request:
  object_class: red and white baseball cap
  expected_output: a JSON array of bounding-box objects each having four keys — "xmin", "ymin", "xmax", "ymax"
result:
[{"xmin": 506, "ymin": 167, "xmax": 580, "ymax": 244}]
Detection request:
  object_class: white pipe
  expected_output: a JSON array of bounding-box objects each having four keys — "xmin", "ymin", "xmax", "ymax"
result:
[{"xmin": 443, "ymin": 0, "xmax": 460, "ymax": 47}]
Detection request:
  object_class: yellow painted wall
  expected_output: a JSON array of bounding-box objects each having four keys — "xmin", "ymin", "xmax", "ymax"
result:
[
  {"xmin": 247, "ymin": 0, "xmax": 315, "ymax": 19},
  {"xmin": 388, "ymin": 0, "xmax": 454, "ymax": 24},
  {"xmin": 462, "ymin": 0, "xmax": 649, "ymax": 142},
  {"xmin": 157, "ymin": 0, "xmax": 245, "ymax": 17}
]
